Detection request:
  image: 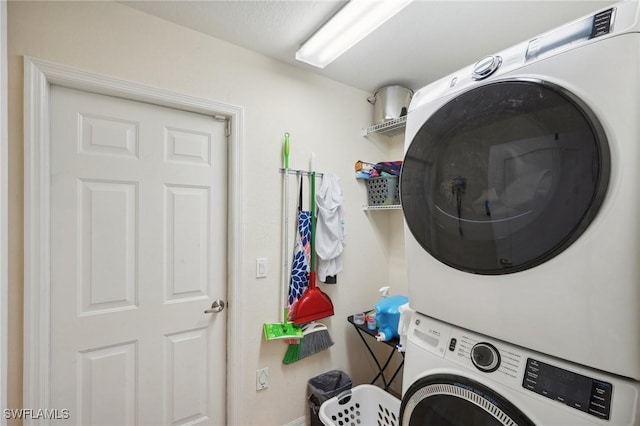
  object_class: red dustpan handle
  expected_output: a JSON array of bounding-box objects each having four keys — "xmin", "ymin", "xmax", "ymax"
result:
[{"xmin": 308, "ymin": 271, "xmax": 316, "ymax": 289}]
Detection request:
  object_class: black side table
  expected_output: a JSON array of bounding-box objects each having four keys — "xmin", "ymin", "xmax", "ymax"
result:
[{"xmin": 347, "ymin": 314, "xmax": 404, "ymax": 396}]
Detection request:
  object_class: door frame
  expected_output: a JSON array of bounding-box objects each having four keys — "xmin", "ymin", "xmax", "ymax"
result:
[
  {"xmin": 1, "ymin": 2, "xmax": 8, "ymax": 424},
  {"xmin": 23, "ymin": 56, "xmax": 244, "ymax": 425}
]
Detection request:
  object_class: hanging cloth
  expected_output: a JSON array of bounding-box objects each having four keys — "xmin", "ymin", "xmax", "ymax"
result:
[
  {"xmin": 288, "ymin": 175, "xmax": 311, "ymax": 306},
  {"xmin": 315, "ymin": 173, "xmax": 345, "ymax": 282}
]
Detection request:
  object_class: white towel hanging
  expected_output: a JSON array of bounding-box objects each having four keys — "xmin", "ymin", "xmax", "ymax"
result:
[{"xmin": 315, "ymin": 173, "xmax": 345, "ymax": 282}]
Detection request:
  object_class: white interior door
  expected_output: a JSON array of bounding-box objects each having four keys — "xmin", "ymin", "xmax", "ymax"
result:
[{"xmin": 49, "ymin": 85, "xmax": 227, "ymax": 425}]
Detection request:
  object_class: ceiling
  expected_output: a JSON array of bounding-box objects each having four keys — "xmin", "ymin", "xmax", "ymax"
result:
[{"xmin": 121, "ymin": 0, "xmax": 617, "ymax": 94}]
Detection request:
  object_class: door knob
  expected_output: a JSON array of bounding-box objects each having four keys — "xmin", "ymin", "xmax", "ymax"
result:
[{"xmin": 204, "ymin": 299, "xmax": 225, "ymax": 314}]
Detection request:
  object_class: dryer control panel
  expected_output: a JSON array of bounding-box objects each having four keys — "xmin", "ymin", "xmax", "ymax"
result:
[{"xmin": 523, "ymin": 358, "xmax": 612, "ymax": 420}]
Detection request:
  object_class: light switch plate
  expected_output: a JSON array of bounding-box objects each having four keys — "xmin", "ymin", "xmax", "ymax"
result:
[{"xmin": 256, "ymin": 258, "xmax": 267, "ymax": 278}]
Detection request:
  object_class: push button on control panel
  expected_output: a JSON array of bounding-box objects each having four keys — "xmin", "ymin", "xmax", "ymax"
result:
[{"xmin": 449, "ymin": 338, "xmax": 457, "ymax": 352}]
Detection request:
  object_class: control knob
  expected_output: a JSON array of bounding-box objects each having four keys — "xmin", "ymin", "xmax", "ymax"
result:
[
  {"xmin": 470, "ymin": 342, "xmax": 501, "ymax": 372},
  {"xmin": 472, "ymin": 55, "xmax": 502, "ymax": 80}
]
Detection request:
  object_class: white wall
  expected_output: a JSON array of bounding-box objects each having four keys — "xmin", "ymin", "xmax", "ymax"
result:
[
  {"xmin": 388, "ymin": 132, "xmax": 409, "ymax": 295},
  {"xmin": 7, "ymin": 1, "xmax": 404, "ymax": 424}
]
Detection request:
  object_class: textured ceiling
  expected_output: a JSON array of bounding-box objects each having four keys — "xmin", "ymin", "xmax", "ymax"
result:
[{"xmin": 122, "ymin": 0, "xmax": 618, "ymax": 94}]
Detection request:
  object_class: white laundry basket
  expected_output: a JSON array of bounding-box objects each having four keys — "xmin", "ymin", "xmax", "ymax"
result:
[{"xmin": 319, "ymin": 384, "xmax": 400, "ymax": 426}]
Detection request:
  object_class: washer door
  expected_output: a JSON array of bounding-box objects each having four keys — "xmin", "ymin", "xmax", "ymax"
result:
[
  {"xmin": 401, "ymin": 79, "xmax": 610, "ymax": 274},
  {"xmin": 401, "ymin": 374, "xmax": 535, "ymax": 426}
]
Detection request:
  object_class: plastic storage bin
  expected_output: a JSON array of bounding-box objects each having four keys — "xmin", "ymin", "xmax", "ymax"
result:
[
  {"xmin": 319, "ymin": 384, "xmax": 400, "ymax": 426},
  {"xmin": 308, "ymin": 370, "xmax": 353, "ymax": 426},
  {"xmin": 366, "ymin": 176, "xmax": 400, "ymax": 206}
]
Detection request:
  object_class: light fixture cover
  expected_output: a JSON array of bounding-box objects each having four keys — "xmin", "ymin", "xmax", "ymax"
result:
[{"xmin": 296, "ymin": 0, "xmax": 413, "ymax": 69}]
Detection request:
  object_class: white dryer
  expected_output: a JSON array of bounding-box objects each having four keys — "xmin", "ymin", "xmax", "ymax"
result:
[
  {"xmin": 401, "ymin": 0, "xmax": 640, "ymax": 379},
  {"xmin": 401, "ymin": 312, "xmax": 640, "ymax": 425}
]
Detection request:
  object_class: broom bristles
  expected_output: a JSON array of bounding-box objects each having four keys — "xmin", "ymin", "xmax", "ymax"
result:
[
  {"xmin": 282, "ymin": 323, "xmax": 333, "ymax": 364},
  {"xmin": 299, "ymin": 327, "xmax": 333, "ymax": 359},
  {"xmin": 282, "ymin": 341, "xmax": 301, "ymax": 364}
]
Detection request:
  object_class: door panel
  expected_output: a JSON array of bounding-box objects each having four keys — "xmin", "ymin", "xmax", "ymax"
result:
[
  {"xmin": 165, "ymin": 185, "xmax": 210, "ymax": 302},
  {"xmin": 78, "ymin": 342, "xmax": 137, "ymax": 426},
  {"xmin": 50, "ymin": 86, "xmax": 227, "ymax": 425},
  {"xmin": 79, "ymin": 179, "xmax": 137, "ymax": 314}
]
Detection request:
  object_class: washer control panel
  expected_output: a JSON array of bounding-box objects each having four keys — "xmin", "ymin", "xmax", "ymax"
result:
[
  {"xmin": 452, "ymin": 333, "xmax": 523, "ymax": 381},
  {"xmin": 523, "ymin": 358, "xmax": 612, "ymax": 420},
  {"xmin": 407, "ymin": 313, "xmax": 634, "ymax": 423}
]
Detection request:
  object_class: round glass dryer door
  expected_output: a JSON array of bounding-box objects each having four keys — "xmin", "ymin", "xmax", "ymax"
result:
[
  {"xmin": 401, "ymin": 375, "xmax": 535, "ymax": 426},
  {"xmin": 401, "ymin": 80, "xmax": 610, "ymax": 274}
]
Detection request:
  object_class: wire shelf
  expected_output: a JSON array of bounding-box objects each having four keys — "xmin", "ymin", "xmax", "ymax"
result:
[
  {"xmin": 361, "ymin": 204, "xmax": 402, "ymax": 211},
  {"xmin": 362, "ymin": 116, "xmax": 407, "ymax": 137}
]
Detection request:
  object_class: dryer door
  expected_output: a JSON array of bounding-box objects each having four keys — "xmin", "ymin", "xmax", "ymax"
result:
[
  {"xmin": 401, "ymin": 79, "xmax": 609, "ymax": 274},
  {"xmin": 401, "ymin": 374, "xmax": 535, "ymax": 426}
]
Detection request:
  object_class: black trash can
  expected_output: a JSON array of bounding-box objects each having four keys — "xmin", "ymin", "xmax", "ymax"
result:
[{"xmin": 307, "ymin": 370, "xmax": 352, "ymax": 426}]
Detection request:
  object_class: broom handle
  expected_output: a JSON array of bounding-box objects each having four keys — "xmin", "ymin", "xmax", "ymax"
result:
[
  {"xmin": 309, "ymin": 150, "xmax": 316, "ymax": 275},
  {"xmin": 310, "ymin": 170, "xmax": 316, "ymax": 274}
]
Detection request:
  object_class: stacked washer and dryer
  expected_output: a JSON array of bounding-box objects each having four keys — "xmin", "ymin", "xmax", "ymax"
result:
[{"xmin": 399, "ymin": 1, "xmax": 640, "ymax": 424}]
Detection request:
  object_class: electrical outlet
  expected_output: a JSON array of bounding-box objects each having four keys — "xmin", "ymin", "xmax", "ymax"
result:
[{"xmin": 256, "ymin": 367, "xmax": 269, "ymax": 391}]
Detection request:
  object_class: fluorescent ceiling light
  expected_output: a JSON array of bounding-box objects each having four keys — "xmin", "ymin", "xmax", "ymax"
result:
[{"xmin": 296, "ymin": 0, "xmax": 413, "ymax": 69}]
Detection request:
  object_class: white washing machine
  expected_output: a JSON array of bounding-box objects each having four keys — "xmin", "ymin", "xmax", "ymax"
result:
[
  {"xmin": 401, "ymin": 312, "xmax": 640, "ymax": 425},
  {"xmin": 400, "ymin": 0, "xmax": 640, "ymax": 380}
]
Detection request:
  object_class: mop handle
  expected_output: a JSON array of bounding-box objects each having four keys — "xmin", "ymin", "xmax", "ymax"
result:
[
  {"xmin": 282, "ymin": 133, "xmax": 290, "ymax": 322},
  {"xmin": 284, "ymin": 133, "xmax": 290, "ymax": 169}
]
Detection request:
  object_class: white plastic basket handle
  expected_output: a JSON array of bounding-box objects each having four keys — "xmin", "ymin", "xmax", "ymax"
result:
[{"xmin": 336, "ymin": 390, "xmax": 353, "ymax": 405}]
